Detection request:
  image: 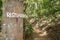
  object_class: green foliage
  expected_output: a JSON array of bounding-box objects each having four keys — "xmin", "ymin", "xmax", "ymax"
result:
[
  {"xmin": 1, "ymin": 0, "xmax": 5, "ymax": 3},
  {"xmin": 24, "ymin": 0, "xmax": 60, "ymax": 20},
  {"xmin": 0, "ymin": 0, "xmax": 2, "ymax": 8},
  {"xmin": 24, "ymin": 0, "xmax": 60, "ymax": 38},
  {"xmin": 0, "ymin": 0, "xmax": 2, "ymax": 21},
  {"xmin": 0, "ymin": 0, "xmax": 3, "ymax": 31},
  {"xmin": 0, "ymin": 0, "xmax": 5, "ymax": 20},
  {"xmin": 24, "ymin": 19, "xmax": 33, "ymax": 38}
]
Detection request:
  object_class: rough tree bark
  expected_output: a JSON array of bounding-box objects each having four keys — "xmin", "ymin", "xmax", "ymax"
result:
[{"xmin": 2, "ymin": 0, "xmax": 23, "ymax": 40}]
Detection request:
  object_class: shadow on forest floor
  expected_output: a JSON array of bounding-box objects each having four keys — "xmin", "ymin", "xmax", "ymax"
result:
[{"xmin": 25, "ymin": 23, "xmax": 60, "ymax": 40}]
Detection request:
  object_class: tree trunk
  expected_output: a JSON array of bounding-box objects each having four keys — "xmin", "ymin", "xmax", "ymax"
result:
[{"xmin": 2, "ymin": 0, "xmax": 23, "ymax": 40}]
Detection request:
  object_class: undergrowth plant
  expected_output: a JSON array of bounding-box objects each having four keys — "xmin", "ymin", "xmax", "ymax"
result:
[{"xmin": 24, "ymin": 0, "xmax": 60, "ymax": 39}]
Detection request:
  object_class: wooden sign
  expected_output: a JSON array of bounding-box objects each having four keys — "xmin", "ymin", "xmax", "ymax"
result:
[{"xmin": 2, "ymin": 0, "xmax": 23, "ymax": 40}]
